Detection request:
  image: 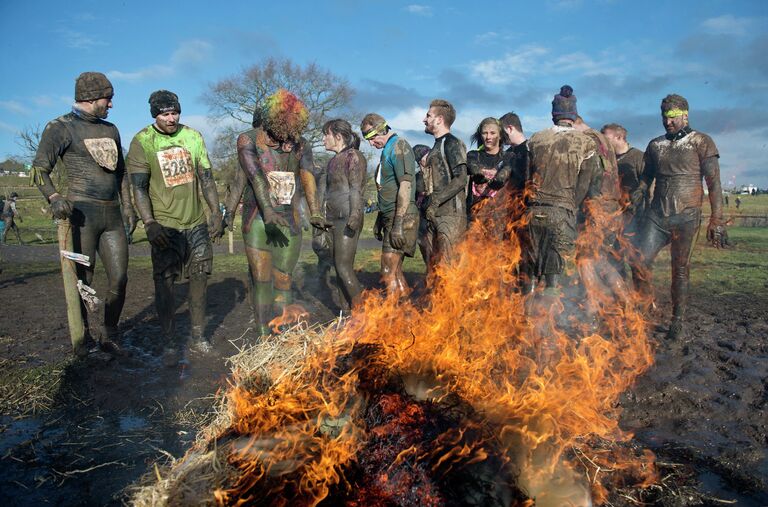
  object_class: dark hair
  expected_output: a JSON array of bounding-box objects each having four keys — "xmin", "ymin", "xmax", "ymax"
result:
[
  {"xmin": 429, "ymin": 99, "xmax": 456, "ymax": 127},
  {"xmin": 661, "ymin": 94, "xmax": 689, "ymax": 112},
  {"xmin": 499, "ymin": 112, "xmax": 522, "ymax": 132},
  {"xmin": 601, "ymin": 123, "xmax": 627, "ymax": 139},
  {"xmin": 470, "ymin": 117, "xmax": 502, "ymax": 148},
  {"xmin": 323, "ymin": 119, "xmax": 361, "ymax": 150},
  {"xmin": 412, "ymin": 144, "xmax": 430, "ymax": 162}
]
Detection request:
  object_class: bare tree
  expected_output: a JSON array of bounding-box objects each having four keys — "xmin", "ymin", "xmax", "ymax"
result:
[
  {"xmin": 15, "ymin": 124, "xmax": 43, "ymax": 161},
  {"xmin": 203, "ymin": 58, "xmax": 357, "ymax": 157},
  {"xmin": 16, "ymin": 123, "xmax": 67, "ymax": 189}
]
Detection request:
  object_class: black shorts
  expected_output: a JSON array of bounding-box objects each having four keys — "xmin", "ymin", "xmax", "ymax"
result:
[
  {"xmin": 151, "ymin": 223, "xmax": 212, "ymax": 280},
  {"xmin": 522, "ymin": 205, "xmax": 576, "ymax": 277},
  {"xmin": 381, "ymin": 212, "xmax": 419, "ymax": 257}
]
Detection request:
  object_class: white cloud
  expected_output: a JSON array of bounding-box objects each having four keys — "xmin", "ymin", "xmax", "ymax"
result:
[
  {"xmin": 472, "ymin": 44, "xmax": 617, "ymax": 85},
  {"xmin": 471, "ymin": 45, "xmax": 550, "ymax": 85},
  {"xmin": 715, "ymin": 128, "xmax": 768, "ymax": 187},
  {"xmin": 56, "ymin": 29, "xmax": 107, "ymax": 50},
  {"xmin": 701, "ymin": 15, "xmax": 755, "ymax": 37},
  {"xmin": 404, "ymin": 4, "xmax": 432, "ymax": 16},
  {"xmin": 108, "ymin": 65, "xmax": 173, "ymax": 82},
  {"xmin": 108, "ymin": 40, "xmax": 213, "ymax": 83},
  {"xmin": 171, "ymin": 40, "xmax": 214, "ymax": 67},
  {"xmin": 0, "ymin": 100, "xmax": 28, "ymax": 115},
  {"xmin": 387, "ymin": 106, "xmax": 427, "ymax": 133},
  {"xmin": 0, "ymin": 120, "xmax": 18, "ymax": 134},
  {"xmin": 181, "ymin": 114, "xmax": 220, "ymax": 148},
  {"xmin": 473, "ymin": 31, "xmax": 514, "ymax": 45},
  {"xmin": 547, "ymin": 0, "xmax": 582, "ymax": 9}
]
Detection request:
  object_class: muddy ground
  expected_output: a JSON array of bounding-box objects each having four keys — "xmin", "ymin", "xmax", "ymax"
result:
[{"xmin": 0, "ymin": 242, "xmax": 766, "ymax": 506}]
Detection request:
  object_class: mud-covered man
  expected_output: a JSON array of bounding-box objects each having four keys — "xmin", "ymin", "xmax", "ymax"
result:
[
  {"xmin": 495, "ymin": 112, "xmax": 528, "ymax": 192},
  {"xmin": 31, "ymin": 72, "xmax": 136, "ymax": 355},
  {"xmin": 412, "ymin": 144, "xmax": 433, "ymax": 268},
  {"xmin": 601, "ymin": 123, "xmax": 646, "ymax": 279},
  {"xmin": 224, "ymin": 89, "xmax": 327, "ymax": 336},
  {"xmin": 361, "ymin": 113, "xmax": 419, "ymax": 296},
  {"xmin": 522, "ymin": 86, "xmax": 602, "ymax": 295},
  {"xmin": 422, "ymin": 99, "xmax": 468, "ymax": 272},
  {"xmin": 632, "ymin": 94, "xmax": 727, "ymax": 340},
  {"xmin": 126, "ymin": 90, "xmax": 223, "ymax": 363}
]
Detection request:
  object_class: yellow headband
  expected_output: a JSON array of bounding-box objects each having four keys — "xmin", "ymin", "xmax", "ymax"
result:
[
  {"xmin": 363, "ymin": 121, "xmax": 387, "ymax": 140},
  {"xmin": 663, "ymin": 108, "xmax": 688, "ymax": 118}
]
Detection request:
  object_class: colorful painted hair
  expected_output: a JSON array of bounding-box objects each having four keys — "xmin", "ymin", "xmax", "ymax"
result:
[{"xmin": 261, "ymin": 89, "xmax": 309, "ymax": 142}]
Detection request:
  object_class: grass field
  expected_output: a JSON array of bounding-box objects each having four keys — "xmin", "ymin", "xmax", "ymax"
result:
[{"xmin": 3, "ymin": 172, "xmax": 767, "ymax": 245}]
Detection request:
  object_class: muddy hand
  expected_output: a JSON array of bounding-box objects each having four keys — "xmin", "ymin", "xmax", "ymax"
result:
[
  {"xmin": 50, "ymin": 194, "xmax": 73, "ymax": 220},
  {"xmin": 145, "ymin": 221, "xmax": 170, "ymax": 249},
  {"xmin": 310, "ymin": 214, "xmax": 333, "ymax": 231}
]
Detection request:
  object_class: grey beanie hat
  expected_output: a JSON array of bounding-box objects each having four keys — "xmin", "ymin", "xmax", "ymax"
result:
[
  {"xmin": 75, "ymin": 72, "xmax": 114, "ymax": 101},
  {"xmin": 551, "ymin": 85, "xmax": 578, "ymax": 121}
]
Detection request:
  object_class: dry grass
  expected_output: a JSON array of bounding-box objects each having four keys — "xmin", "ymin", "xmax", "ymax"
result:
[
  {"xmin": 0, "ymin": 357, "xmax": 70, "ymax": 417},
  {"xmin": 129, "ymin": 319, "xmax": 344, "ymax": 507}
]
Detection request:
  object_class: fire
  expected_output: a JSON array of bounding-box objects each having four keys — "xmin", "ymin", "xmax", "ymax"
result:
[
  {"xmin": 268, "ymin": 304, "xmax": 310, "ymax": 334},
  {"xmin": 214, "ymin": 188, "xmax": 656, "ymax": 505}
]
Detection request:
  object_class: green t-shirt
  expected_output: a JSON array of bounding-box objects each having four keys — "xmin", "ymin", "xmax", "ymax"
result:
[{"xmin": 126, "ymin": 124, "xmax": 211, "ymax": 230}]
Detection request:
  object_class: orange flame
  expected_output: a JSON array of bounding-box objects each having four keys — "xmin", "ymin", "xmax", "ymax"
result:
[
  {"xmin": 268, "ymin": 304, "xmax": 310, "ymax": 334},
  {"xmin": 215, "ymin": 188, "xmax": 656, "ymax": 505}
]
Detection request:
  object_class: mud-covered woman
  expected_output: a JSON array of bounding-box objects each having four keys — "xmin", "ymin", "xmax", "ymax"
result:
[
  {"xmin": 224, "ymin": 89, "xmax": 329, "ymax": 337},
  {"xmin": 466, "ymin": 117, "xmax": 506, "ymax": 220},
  {"xmin": 321, "ymin": 119, "xmax": 367, "ymax": 311}
]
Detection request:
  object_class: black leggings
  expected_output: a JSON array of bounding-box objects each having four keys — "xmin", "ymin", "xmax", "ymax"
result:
[
  {"xmin": 330, "ymin": 218, "xmax": 362, "ymax": 308},
  {"xmin": 69, "ymin": 200, "xmax": 128, "ymax": 329}
]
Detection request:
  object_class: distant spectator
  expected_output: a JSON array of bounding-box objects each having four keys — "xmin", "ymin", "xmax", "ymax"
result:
[
  {"xmin": 735, "ymin": 196, "xmax": 741, "ymax": 209},
  {"xmin": 2, "ymin": 192, "xmax": 24, "ymax": 244}
]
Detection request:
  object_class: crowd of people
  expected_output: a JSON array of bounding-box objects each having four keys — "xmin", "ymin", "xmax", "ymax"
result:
[{"xmin": 28, "ymin": 71, "xmax": 728, "ymax": 365}]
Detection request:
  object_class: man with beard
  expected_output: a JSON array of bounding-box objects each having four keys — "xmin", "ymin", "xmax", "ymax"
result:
[
  {"xmin": 361, "ymin": 113, "xmax": 419, "ymax": 296},
  {"xmin": 631, "ymin": 94, "xmax": 727, "ymax": 340},
  {"xmin": 31, "ymin": 71, "xmax": 136, "ymax": 357},
  {"xmin": 422, "ymin": 99, "xmax": 468, "ymax": 272},
  {"xmin": 601, "ymin": 123, "xmax": 646, "ymax": 280},
  {"xmin": 522, "ymin": 86, "xmax": 602, "ymax": 295},
  {"xmin": 127, "ymin": 90, "xmax": 223, "ymax": 364}
]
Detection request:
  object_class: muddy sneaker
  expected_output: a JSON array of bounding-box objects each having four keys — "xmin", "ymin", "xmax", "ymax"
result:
[
  {"xmin": 189, "ymin": 337, "xmax": 213, "ymax": 354},
  {"xmin": 666, "ymin": 318, "xmax": 684, "ymax": 340},
  {"xmin": 162, "ymin": 347, "xmax": 181, "ymax": 367},
  {"xmin": 99, "ymin": 339, "xmax": 129, "ymax": 356}
]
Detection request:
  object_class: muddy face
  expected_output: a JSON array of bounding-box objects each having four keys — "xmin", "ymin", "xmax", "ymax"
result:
[
  {"xmin": 90, "ymin": 97, "xmax": 113, "ymax": 119},
  {"xmin": 155, "ymin": 111, "xmax": 180, "ymax": 134},
  {"xmin": 423, "ymin": 107, "xmax": 440, "ymax": 135},
  {"xmin": 481, "ymin": 124, "xmax": 502, "ymax": 153},
  {"xmin": 663, "ymin": 113, "xmax": 687, "ymax": 134},
  {"xmin": 322, "ymin": 131, "xmax": 344, "ymax": 153}
]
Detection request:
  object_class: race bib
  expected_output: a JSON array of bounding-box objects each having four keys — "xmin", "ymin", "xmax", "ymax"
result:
[
  {"xmin": 84, "ymin": 138, "xmax": 118, "ymax": 171},
  {"xmin": 267, "ymin": 171, "xmax": 296, "ymax": 205},
  {"xmin": 156, "ymin": 147, "xmax": 195, "ymax": 188}
]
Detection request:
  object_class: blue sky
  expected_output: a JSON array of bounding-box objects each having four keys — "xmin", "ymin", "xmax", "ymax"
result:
[{"xmin": 1, "ymin": 0, "xmax": 766, "ymax": 187}]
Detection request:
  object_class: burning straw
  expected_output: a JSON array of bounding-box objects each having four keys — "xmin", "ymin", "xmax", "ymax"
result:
[{"xmin": 132, "ymin": 190, "xmax": 657, "ymax": 506}]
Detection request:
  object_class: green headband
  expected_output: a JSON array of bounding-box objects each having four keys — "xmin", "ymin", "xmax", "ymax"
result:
[
  {"xmin": 663, "ymin": 108, "xmax": 688, "ymax": 118},
  {"xmin": 363, "ymin": 121, "xmax": 387, "ymax": 140}
]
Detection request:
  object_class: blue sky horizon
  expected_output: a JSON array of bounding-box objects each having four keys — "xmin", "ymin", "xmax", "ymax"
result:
[{"xmin": 1, "ymin": 0, "xmax": 766, "ymax": 187}]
